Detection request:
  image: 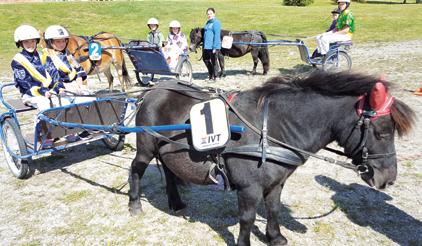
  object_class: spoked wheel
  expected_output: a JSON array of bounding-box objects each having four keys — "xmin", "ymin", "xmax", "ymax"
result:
[
  {"xmin": 176, "ymin": 60, "xmax": 193, "ymax": 83},
  {"xmin": 1, "ymin": 118, "xmax": 31, "ymax": 179},
  {"xmin": 322, "ymin": 51, "xmax": 352, "ymax": 72},
  {"xmin": 135, "ymin": 72, "xmax": 154, "ymax": 87},
  {"xmin": 102, "ymin": 134, "xmax": 125, "ymax": 151}
]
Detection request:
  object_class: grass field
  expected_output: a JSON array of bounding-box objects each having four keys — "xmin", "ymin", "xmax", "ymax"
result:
[{"xmin": 0, "ymin": 0, "xmax": 421, "ymax": 74}]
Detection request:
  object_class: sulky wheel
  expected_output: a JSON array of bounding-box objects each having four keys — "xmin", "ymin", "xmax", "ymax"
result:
[
  {"xmin": 322, "ymin": 50, "xmax": 352, "ymax": 72},
  {"xmin": 176, "ymin": 60, "xmax": 193, "ymax": 84},
  {"xmin": 1, "ymin": 118, "xmax": 31, "ymax": 179},
  {"xmin": 102, "ymin": 134, "xmax": 125, "ymax": 151}
]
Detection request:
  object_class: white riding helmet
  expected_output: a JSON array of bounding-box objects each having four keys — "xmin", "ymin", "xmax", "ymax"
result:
[
  {"xmin": 337, "ymin": 0, "xmax": 350, "ymax": 2},
  {"xmin": 169, "ymin": 20, "xmax": 181, "ymax": 28},
  {"xmin": 147, "ymin": 18, "xmax": 159, "ymax": 26},
  {"xmin": 44, "ymin": 25, "xmax": 70, "ymax": 40},
  {"xmin": 14, "ymin": 24, "xmax": 40, "ymax": 44}
]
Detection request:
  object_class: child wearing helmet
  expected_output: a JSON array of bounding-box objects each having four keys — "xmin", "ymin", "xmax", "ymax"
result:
[
  {"xmin": 43, "ymin": 25, "xmax": 91, "ymax": 100},
  {"xmin": 11, "ymin": 24, "xmax": 66, "ymax": 111},
  {"xmin": 311, "ymin": 8, "xmax": 341, "ymax": 58},
  {"xmin": 11, "ymin": 24, "xmax": 68, "ymax": 147},
  {"xmin": 146, "ymin": 18, "xmax": 165, "ymax": 47},
  {"xmin": 163, "ymin": 20, "xmax": 188, "ymax": 70},
  {"xmin": 315, "ymin": 0, "xmax": 355, "ymax": 56}
]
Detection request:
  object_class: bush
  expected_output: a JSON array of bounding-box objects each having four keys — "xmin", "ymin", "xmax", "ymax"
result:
[{"xmin": 283, "ymin": 0, "xmax": 314, "ymax": 6}]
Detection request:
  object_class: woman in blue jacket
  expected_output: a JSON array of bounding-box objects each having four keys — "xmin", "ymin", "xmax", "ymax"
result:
[{"xmin": 203, "ymin": 7, "xmax": 221, "ymax": 81}]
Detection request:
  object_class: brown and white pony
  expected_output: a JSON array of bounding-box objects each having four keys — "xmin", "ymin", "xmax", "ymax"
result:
[
  {"xmin": 40, "ymin": 30, "xmax": 131, "ymax": 91},
  {"xmin": 66, "ymin": 32, "xmax": 131, "ymax": 91}
]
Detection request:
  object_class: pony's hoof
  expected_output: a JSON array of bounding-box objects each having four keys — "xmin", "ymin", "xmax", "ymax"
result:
[
  {"xmin": 269, "ymin": 236, "xmax": 288, "ymax": 246},
  {"xmin": 170, "ymin": 201, "xmax": 187, "ymax": 213},
  {"xmin": 128, "ymin": 202, "xmax": 143, "ymax": 216}
]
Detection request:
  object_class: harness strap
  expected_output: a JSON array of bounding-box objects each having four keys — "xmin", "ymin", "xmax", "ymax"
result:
[
  {"xmin": 260, "ymin": 98, "xmax": 269, "ymax": 165},
  {"xmin": 218, "ymin": 93, "xmax": 359, "ymax": 171},
  {"xmin": 142, "ymin": 126, "xmax": 194, "ymax": 150}
]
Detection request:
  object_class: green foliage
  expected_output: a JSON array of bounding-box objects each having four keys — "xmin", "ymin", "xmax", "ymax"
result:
[{"xmin": 284, "ymin": 0, "xmax": 314, "ymax": 6}]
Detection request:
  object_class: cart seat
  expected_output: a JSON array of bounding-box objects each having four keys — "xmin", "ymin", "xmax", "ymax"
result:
[{"xmin": 6, "ymin": 99, "xmax": 36, "ymax": 113}]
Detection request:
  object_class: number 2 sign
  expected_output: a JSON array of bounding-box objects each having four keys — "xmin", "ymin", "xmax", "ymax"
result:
[
  {"xmin": 88, "ymin": 42, "xmax": 102, "ymax": 61},
  {"xmin": 190, "ymin": 98, "xmax": 230, "ymax": 151}
]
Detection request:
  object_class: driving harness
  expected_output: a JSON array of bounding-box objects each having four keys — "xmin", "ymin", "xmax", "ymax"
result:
[
  {"xmin": 132, "ymin": 81, "xmax": 396, "ymax": 190},
  {"xmin": 72, "ymin": 32, "xmax": 118, "ymax": 74}
]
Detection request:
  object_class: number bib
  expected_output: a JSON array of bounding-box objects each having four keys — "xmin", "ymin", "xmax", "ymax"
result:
[
  {"xmin": 88, "ymin": 42, "xmax": 102, "ymax": 61},
  {"xmin": 190, "ymin": 98, "xmax": 230, "ymax": 151}
]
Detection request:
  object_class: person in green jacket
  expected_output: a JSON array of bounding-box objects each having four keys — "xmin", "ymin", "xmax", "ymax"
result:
[{"xmin": 315, "ymin": 0, "xmax": 355, "ymax": 56}]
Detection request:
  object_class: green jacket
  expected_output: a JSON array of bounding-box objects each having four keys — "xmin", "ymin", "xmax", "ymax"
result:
[{"xmin": 336, "ymin": 9, "xmax": 355, "ymax": 36}]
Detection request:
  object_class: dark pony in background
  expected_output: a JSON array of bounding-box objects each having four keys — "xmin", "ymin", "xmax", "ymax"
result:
[
  {"xmin": 189, "ymin": 28, "xmax": 270, "ymax": 76},
  {"xmin": 128, "ymin": 72, "xmax": 415, "ymax": 245}
]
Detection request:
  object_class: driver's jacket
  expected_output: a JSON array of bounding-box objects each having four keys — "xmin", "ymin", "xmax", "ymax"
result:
[
  {"xmin": 11, "ymin": 49, "xmax": 64, "ymax": 97},
  {"xmin": 42, "ymin": 48, "xmax": 87, "ymax": 83}
]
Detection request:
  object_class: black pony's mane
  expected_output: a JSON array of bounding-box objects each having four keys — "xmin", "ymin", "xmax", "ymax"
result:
[
  {"xmin": 255, "ymin": 71, "xmax": 384, "ymax": 99},
  {"xmin": 253, "ymin": 71, "xmax": 416, "ymax": 137}
]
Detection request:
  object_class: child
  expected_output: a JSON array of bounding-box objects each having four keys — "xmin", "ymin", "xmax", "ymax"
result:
[
  {"xmin": 315, "ymin": 0, "xmax": 355, "ymax": 56},
  {"xmin": 11, "ymin": 24, "xmax": 67, "ymax": 147},
  {"xmin": 43, "ymin": 25, "xmax": 92, "ymax": 103},
  {"xmin": 163, "ymin": 20, "xmax": 188, "ymax": 70},
  {"xmin": 146, "ymin": 18, "xmax": 165, "ymax": 47},
  {"xmin": 311, "ymin": 8, "xmax": 340, "ymax": 58},
  {"xmin": 11, "ymin": 24, "xmax": 66, "ymax": 110}
]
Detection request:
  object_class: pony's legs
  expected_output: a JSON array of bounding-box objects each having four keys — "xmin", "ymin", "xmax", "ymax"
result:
[
  {"xmin": 251, "ymin": 48, "xmax": 259, "ymax": 75},
  {"xmin": 264, "ymin": 183, "xmax": 288, "ymax": 245},
  {"xmin": 112, "ymin": 51, "xmax": 130, "ymax": 91},
  {"xmin": 128, "ymin": 151, "xmax": 154, "ymax": 215},
  {"xmin": 258, "ymin": 47, "xmax": 270, "ymax": 75},
  {"xmin": 103, "ymin": 67, "xmax": 114, "ymax": 91},
  {"xmin": 217, "ymin": 51, "xmax": 225, "ymax": 77},
  {"xmin": 162, "ymin": 163, "xmax": 186, "ymax": 212},
  {"xmin": 237, "ymin": 185, "xmax": 262, "ymax": 246}
]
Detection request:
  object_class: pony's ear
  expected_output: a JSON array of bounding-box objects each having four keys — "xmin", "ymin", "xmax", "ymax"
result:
[{"xmin": 369, "ymin": 81, "xmax": 389, "ymax": 111}]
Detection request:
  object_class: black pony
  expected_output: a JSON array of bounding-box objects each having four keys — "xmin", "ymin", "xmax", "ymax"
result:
[
  {"xmin": 128, "ymin": 72, "xmax": 415, "ymax": 245},
  {"xmin": 189, "ymin": 27, "xmax": 270, "ymax": 76}
]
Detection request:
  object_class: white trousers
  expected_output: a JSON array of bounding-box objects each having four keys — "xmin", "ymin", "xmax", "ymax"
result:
[
  {"xmin": 22, "ymin": 94, "xmax": 72, "ymax": 111},
  {"xmin": 316, "ymin": 32, "xmax": 351, "ymax": 55}
]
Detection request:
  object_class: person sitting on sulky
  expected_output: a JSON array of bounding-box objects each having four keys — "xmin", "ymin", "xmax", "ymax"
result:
[
  {"xmin": 162, "ymin": 20, "xmax": 188, "ymax": 70},
  {"xmin": 315, "ymin": 0, "xmax": 355, "ymax": 57}
]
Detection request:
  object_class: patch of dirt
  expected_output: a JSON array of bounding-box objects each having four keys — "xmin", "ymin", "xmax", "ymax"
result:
[{"xmin": 0, "ymin": 40, "xmax": 421, "ymax": 245}]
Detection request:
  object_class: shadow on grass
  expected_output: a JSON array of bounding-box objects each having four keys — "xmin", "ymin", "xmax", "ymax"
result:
[
  {"xmin": 30, "ymin": 141, "xmax": 116, "ymax": 176},
  {"xmin": 138, "ymin": 166, "xmax": 308, "ymax": 245},
  {"xmin": 315, "ymin": 175, "xmax": 422, "ymax": 245},
  {"xmin": 278, "ymin": 64, "xmax": 316, "ymax": 76},
  {"xmin": 192, "ymin": 69, "xmax": 253, "ymax": 80}
]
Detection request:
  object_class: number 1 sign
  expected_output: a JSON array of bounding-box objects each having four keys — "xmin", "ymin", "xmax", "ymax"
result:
[{"xmin": 190, "ymin": 98, "xmax": 230, "ymax": 151}]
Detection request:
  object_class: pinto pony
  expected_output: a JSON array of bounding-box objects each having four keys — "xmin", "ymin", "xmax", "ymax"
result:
[
  {"xmin": 66, "ymin": 32, "xmax": 131, "ymax": 91},
  {"xmin": 189, "ymin": 28, "xmax": 270, "ymax": 76},
  {"xmin": 128, "ymin": 72, "xmax": 415, "ymax": 245}
]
